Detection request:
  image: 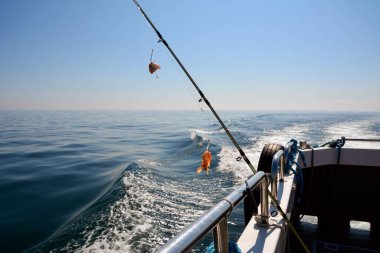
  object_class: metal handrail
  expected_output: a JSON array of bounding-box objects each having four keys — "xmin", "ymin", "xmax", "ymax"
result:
[
  {"xmin": 155, "ymin": 171, "xmax": 266, "ymax": 253},
  {"xmin": 345, "ymin": 138, "xmax": 380, "ymax": 142}
]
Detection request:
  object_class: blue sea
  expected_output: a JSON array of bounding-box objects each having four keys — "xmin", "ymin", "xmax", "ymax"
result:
[{"xmin": 0, "ymin": 110, "xmax": 379, "ymax": 253}]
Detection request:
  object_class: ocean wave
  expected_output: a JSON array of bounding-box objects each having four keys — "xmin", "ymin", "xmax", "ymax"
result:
[
  {"xmin": 189, "ymin": 128, "xmax": 223, "ymax": 141},
  {"xmin": 67, "ymin": 163, "xmax": 223, "ymax": 253}
]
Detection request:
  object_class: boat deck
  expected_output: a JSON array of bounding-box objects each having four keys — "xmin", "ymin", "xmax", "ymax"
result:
[
  {"xmin": 237, "ymin": 174, "xmax": 296, "ymax": 253},
  {"xmin": 292, "ymin": 147, "xmax": 380, "ymax": 253},
  {"xmin": 290, "ymin": 215, "xmax": 380, "ymax": 253}
]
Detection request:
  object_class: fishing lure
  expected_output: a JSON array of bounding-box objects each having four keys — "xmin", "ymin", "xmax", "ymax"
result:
[
  {"xmin": 196, "ymin": 143, "xmax": 212, "ymax": 175},
  {"xmin": 148, "ymin": 49, "xmax": 160, "ymax": 78}
]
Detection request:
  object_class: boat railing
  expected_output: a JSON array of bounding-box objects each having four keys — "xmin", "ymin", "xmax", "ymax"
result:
[
  {"xmin": 345, "ymin": 138, "xmax": 380, "ymax": 142},
  {"xmin": 156, "ymin": 145, "xmax": 290, "ymax": 253},
  {"xmin": 156, "ymin": 138, "xmax": 379, "ymax": 252},
  {"xmin": 155, "ymin": 171, "xmax": 267, "ymax": 253}
]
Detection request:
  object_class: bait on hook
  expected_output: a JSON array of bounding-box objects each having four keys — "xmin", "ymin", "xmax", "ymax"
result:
[{"xmin": 148, "ymin": 49, "xmax": 160, "ymax": 78}]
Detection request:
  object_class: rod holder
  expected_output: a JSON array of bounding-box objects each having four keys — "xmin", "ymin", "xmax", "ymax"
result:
[
  {"xmin": 212, "ymin": 217, "xmax": 229, "ymax": 253},
  {"xmin": 271, "ymin": 173, "xmax": 278, "ymax": 204},
  {"xmin": 255, "ymin": 177, "xmax": 269, "ymax": 225}
]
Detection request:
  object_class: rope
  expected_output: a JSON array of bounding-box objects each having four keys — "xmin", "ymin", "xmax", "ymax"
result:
[
  {"xmin": 320, "ymin": 136, "xmax": 346, "ymax": 148},
  {"xmin": 285, "ymin": 139, "xmax": 307, "ymax": 203},
  {"xmin": 223, "ymin": 198, "xmax": 235, "ymax": 217},
  {"xmin": 320, "ymin": 136, "xmax": 346, "ymax": 165}
]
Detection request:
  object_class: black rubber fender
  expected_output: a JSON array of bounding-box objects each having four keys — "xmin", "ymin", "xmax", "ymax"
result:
[{"xmin": 257, "ymin": 143, "xmax": 285, "ymax": 173}]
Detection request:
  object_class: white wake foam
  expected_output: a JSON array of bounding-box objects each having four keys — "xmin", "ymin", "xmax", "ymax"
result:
[
  {"xmin": 216, "ymin": 123, "xmax": 313, "ymax": 181},
  {"xmin": 74, "ymin": 116, "xmax": 379, "ymax": 252},
  {"xmin": 325, "ymin": 119, "xmax": 380, "ymax": 148},
  {"xmin": 76, "ymin": 167, "xmax": 217, "ymax": 253}
]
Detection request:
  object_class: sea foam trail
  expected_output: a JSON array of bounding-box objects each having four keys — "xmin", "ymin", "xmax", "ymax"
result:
[
  {"xmin": 75, "ymin": 127, "xmax": 243, "ymax": 253},
  {"xmin": 76, "ymin": 164, "xmax": 220, "ymax": 253},
  {"xmin": 217, "ymin": 122, "xmax": 313, "ymax": 181}
]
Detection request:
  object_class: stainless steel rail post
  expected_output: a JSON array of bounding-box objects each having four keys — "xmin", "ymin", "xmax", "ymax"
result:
[
  {"xmin": 213, "ymin": 217, "xmax": 229, "ymax": 253},
  {"xmin": 280, "ymin": 155, "xmax": 284, "ymax": 181},
  {"xmin": 255, "ymin": 177, "xmax": 269, "ymax": 225},
  {"xmin": 271, "ymin": 173, "xmax": 278, "ymax": 203}
]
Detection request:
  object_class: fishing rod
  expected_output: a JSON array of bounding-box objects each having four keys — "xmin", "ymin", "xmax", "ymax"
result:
[
  {"xmin": 132, "ymin": 0, "xmax": 254, "ymax": 174},
  {"xmin": 131, "ymin": 1, "xmax": 310, "ymax": 252}
]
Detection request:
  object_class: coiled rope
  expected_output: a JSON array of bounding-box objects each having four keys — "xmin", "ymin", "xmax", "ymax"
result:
[
  {"xmin": 285, "ymin": 139, "xmax": 307, "ymax": 203},
  {"xmin": 320, "ymin": 136, "xmax": 346, "ymax": 148}
]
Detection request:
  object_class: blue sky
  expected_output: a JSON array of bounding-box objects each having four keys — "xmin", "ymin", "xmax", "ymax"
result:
[{"xmin": 0, "ymin": 0, "xmax": 379, "ymax": 110}]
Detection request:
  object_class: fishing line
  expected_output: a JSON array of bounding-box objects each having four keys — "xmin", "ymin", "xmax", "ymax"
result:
[
  {"xmin": 161, "ymin": 44, "xmax": 202, "ymax": 110},
  {"xmin": 150, "ymin": 49, "xmax": 154, "ymax": 62},
  {"xmin": 160, "ymin": 40, "xmax": 213, "ymax": 146},
  {"xmin": 131, "ymin": 1, "xmax": 311, "ymax": 252},
  {"xmin": 132, "ymin": 0, "xmax": 254, "ymax": 176}
]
